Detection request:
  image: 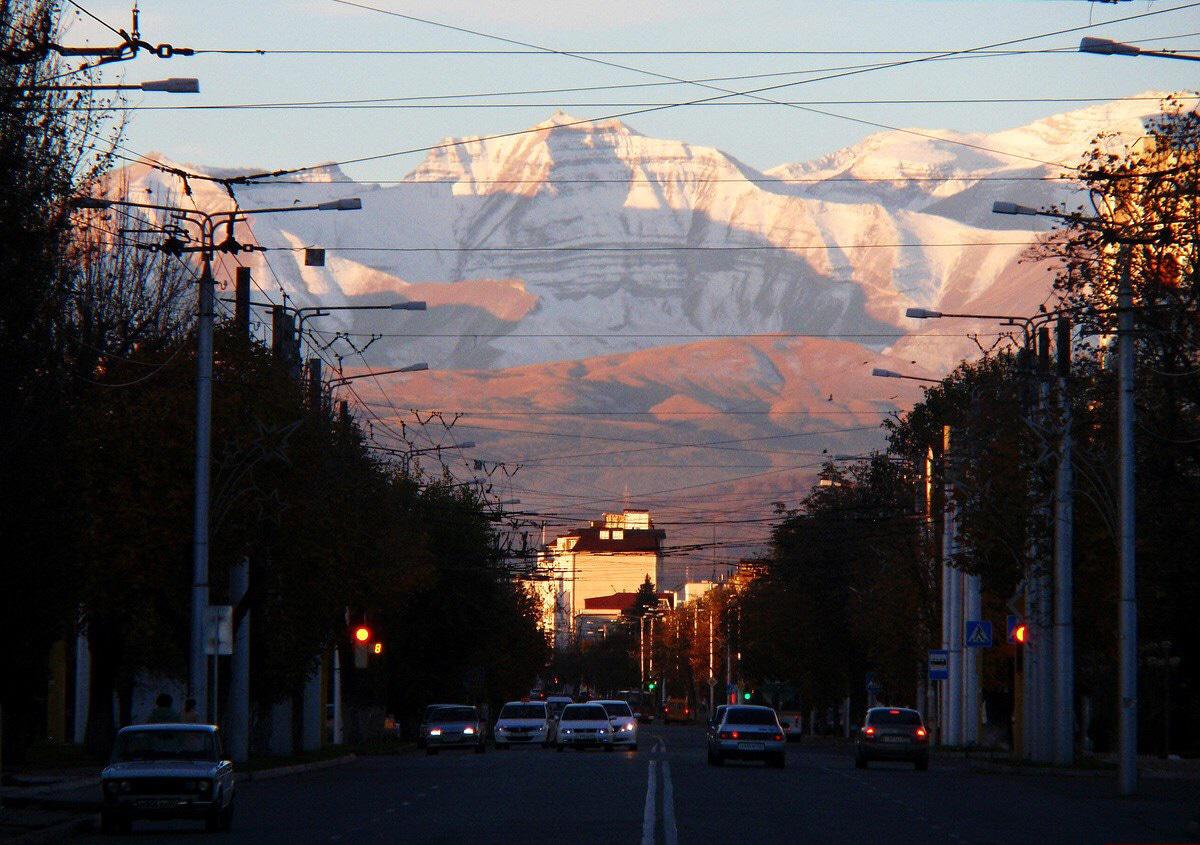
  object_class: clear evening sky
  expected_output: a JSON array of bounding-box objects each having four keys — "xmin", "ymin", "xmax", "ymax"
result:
[{"xmin": 69, "ymin": 0, "xmax": 1200, "ymax": 180}]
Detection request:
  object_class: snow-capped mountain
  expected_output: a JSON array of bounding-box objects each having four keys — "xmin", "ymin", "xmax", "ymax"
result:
[{"xmin": 112, "ymin": 94, "xmax": 1175, "ymax": 563}]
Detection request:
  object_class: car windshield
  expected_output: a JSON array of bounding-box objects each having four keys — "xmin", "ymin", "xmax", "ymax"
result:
[
  {"xmin": 115, "ymin": 729, "xmax": 217, "ymax": 762},
  {"xmin": 724, "ymin": 707, "xmax": 778, "ymax": 726},
  {"xmin": 868, "ymin": 709, "xmax": 923, "ymax": 726},
  {"xmin": 600, "ymin": 702, "xmax": 633, "ymax": 718},
  {"xmin": 561, "ymin": 705, "xmax": 608, "ymax": 721},
  {"xmin": 499, "ymin": 704, "xmax": 546, "ymax": 720},
  {"xmin": 430, "ymin": 706, "xmax": 476, "ymax": 723}
]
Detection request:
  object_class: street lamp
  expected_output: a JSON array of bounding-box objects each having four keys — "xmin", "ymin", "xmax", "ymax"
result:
[
  {"xmin": 871, "ymin": 367, "xmax": 940, "ymax": 384},
  {"xmin": 1080, "ymin": 37, "xmax": 1200, "ymax": 63},
  {"xmin": 69, "ymin": 193, "xmax": 361, "ymax": 723},
  {"xmin": 327, "ymin": 362, "xmax": 429, "ymax": 387},
  {"xmin": 17, "ymin": 77, "xmax": 200, "ymax": 93},
  {"xmin": 993, "ymin": 197, "xmax": 1139, "ymax": 792}
]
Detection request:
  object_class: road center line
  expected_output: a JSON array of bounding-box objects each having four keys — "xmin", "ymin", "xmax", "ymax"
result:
[
  {"xmin": 661, "ymin": 759, "xmax": 678, "ymax": 845},
  {"xmin": 641, "ymin": 760, "xmax": 658, "ymax": 845}
]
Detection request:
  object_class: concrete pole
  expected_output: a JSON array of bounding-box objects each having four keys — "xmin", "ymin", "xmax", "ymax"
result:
[
  {"xmin": 1035, "ymin": 333, "xmax": 1055, "ymax": 764},
  {"xmin": 943, "ymin": 426, "xmax": 962, "ymax": 746},
  {"xmin": 332, "ymin": 647, "xmax": 344, "ymax": 745},
  {"xmin": 302, "ymin": 661, "xmax": 322, "ymax": 751},
  {"xmin": 73, "ymin": 620, "xmax": 90, "ymax": 745},
  {"xmin": 963, "ymin": 571, "xmax": 982, "ymax": 746},
  {"xmin": 1053, "ymin": 317, "xmax": 1075, "ymax": 767},
  {"xmin": 228, "ymin": 557, "xmax": 250, "ymax": 763},
  {"xmin": 189, "ymin": 253, "xmax": 215, "ymax": 721},
  {"xmin": 1117, "ymin": 261, "xmax": 1138, "ymax": 796},
  {"xmin": 708, "ymin": 604, "xmax": 714, "ymax": 714}
]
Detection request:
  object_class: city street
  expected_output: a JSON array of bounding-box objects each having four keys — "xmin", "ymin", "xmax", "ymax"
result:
[{"xmin": 73, "ymin": 725, "xmax": 1197, "ymax": 844}]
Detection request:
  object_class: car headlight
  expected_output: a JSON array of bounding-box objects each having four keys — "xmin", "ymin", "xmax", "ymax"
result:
[
  {"xmin": 119, "ymin": 781, "xmax": 132, "ymax": 793},
  {"xmin": 198, "ymin": 780, "xmax": 211, "ymax": 792},
  {"xmin": 622, "ymin": 722, "xmax": 636, "ymax": 732},
  {"xmin": 104, "ymin": 781, "xmax": 118, "ymax": 794},
  {"xmin": 464, "ymin": 726, "xmax": 476, "ymax": 735},
  {"xmin": 562, "ymin": 729, "xmax": 572, "ymax": 734},
  {"xmin": 183, "ymin": 780, "xmax": 196, "ymax": 791},
  {"xmin": 495, "ymin": 725, "xmax": 506, "ymax": 732}
]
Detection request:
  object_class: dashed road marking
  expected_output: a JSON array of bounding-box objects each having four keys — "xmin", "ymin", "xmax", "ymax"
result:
[
  {"xmin": 641, "ymin": 760, "xmax": 658, "ymax": 845},
  {"xmin": 662, "ymin": 759, "xmax": 678, "ymax": 845}
]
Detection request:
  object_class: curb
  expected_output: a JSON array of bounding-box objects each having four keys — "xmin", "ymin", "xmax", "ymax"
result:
[
  {"xmin": 237, "ymin": 753, "xmax": 357, "ymax": 783},
  {"xmin": 4, "ymin": 816, "xmax": 93, "ymax": 845},
  {"xmin": 968, "ymin": 760, "xmax": 1200, "ymax": 780}
]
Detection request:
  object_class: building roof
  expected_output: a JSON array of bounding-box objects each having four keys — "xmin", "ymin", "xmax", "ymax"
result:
[
  {"xmin": 559, "ymin": 525, "xmax": 665, "ymax": 553},
  {"xmin": 583, "ymin": 591, "xmax": 675, "ymax": 611}
]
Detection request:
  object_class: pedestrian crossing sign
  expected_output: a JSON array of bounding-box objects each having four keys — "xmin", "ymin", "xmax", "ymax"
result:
[{"xmin": 965, "ymin": 620, "xmax": 993, "ymax": 648}]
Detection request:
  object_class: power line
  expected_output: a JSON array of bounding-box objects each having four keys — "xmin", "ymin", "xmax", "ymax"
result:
[{"xmin": 261, "ymin": 241, "xmax": 1038, "ymax": 253}]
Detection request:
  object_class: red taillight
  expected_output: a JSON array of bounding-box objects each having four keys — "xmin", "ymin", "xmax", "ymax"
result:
[
  {"xmin": 864, "ymin": 726, "xmax": 876, "ymax": 736},
  {"xmin": 773, "ymin": 733, "xmax": 783, "ymax": 741},
  {"xmin": 888, "ymin": 709, "xmax": 900, "ymax": 715},
  {"xmin": 916, "ymin": 727, "xmax": 927, "ymax": 739},
  {"xmin": 719, "ymin": 730, "xmax": 740, "ymax": 739}
]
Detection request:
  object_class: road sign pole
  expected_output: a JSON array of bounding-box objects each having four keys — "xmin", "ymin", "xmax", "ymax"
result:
[{"xmin": 963, "ymin": 575, "xmax": 982, "ymax": 746}]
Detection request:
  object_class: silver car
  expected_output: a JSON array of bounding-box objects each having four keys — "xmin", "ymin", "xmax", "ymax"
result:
[
  {"xmin": 422, "ymin": 704, "xmax": 487, "ymax": 754},
  {"xmin": 706, "ymin": 705, "xmax": 786, "ymax": 768},
  {"xmin": 100, "ymin": 724, "xmax": 235, "ymax": 833}
]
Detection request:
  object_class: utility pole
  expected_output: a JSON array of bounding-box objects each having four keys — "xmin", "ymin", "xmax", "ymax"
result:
[
  {"xmin": 1117, "ymin": 261, "xmax": 1138, "ymax": 795},
  {"xmin": 708, "ymin": 602, "xmax": 714, "ymax": 713},
  {"xmin": 234, "ymin": 267, "xmax": 251, "ymax": 340},
  {"xmin": 943, "ymin": 425, "xmax": 962, "ymax": 746},
  {"xmin": 69, "ymin": 194, "xmax": 361, "ymax": 722},
  {"xmin": 228, "ymin": 557, "xmax": 250, "ymax": 763},
  {"xmin": 1053, "ymin": 316, "xmax": 1075, "ymax": 766}
]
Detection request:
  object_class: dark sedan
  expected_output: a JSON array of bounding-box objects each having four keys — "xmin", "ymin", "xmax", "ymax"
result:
[{"xmin": 854, "ymin": 707, "xmax": 929, "ymax": 770}]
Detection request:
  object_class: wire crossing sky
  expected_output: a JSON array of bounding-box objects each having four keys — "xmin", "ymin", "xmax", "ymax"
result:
[{"xmin": 69, "ymin": 0, "xmax": 1200, "ymax": 179}]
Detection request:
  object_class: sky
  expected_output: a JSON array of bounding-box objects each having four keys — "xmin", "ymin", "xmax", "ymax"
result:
[{"xmin": 67, "ymin": 0, "xmax": 1200, "ymax": 180}]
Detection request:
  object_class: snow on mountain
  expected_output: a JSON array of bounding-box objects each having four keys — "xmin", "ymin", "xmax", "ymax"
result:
[{"xmin": 109, "ymin": 95, "xmax": 1179, "ymax": 561}]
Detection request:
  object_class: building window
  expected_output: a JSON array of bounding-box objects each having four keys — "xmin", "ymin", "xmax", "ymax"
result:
[
  {"xmin": 600, "ymin": 530, "xmax": 610, "ymax": 539},
  {"xmin": 611, "ymin": 529, "xmax": 624, "ymax": 540}
]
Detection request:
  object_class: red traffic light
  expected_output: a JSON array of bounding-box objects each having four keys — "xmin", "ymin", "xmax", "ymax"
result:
[
  {"xmin": 1013, "ymin": 624, "xmax": 1027, "ymax": 644},
  {"xmin": 353, "ymin": 625, "xmax": 371, "ymax": 643}
]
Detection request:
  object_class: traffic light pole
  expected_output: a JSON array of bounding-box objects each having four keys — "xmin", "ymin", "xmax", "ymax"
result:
[
  {"xmin": 1117, "ymin": 263, "xmax": 1138, "ymax": 795},
  {"xmin": 1053, "ymin": 317, "xmax": 1075, "ymax": 767}
]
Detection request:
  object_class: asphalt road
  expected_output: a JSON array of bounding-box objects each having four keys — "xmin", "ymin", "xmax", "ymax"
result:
[{"xmin": 75, "ymin": 725, "xmax": 1198, "ymax": 844}]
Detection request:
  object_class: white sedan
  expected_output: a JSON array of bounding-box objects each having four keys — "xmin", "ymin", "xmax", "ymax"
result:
[
  {"xmin": 594, "ymin": 699, "xmax": 639, "ymax": 751},
  {"xmin": 555, "ymin": 703, "xmax": 614, "ymax": 751},
  {"xmin": 493, "ymin": 701, "xmax": 551, "ymax": 749}
]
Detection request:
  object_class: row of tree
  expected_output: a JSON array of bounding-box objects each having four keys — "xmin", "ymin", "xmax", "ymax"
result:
[
  {"xmin": 640, "ymin": 98, "xmax": 1200, "ymax": 754},
  {"xmin": 1, "ymin": 1, "xmax": 546, "ymax": 763}
]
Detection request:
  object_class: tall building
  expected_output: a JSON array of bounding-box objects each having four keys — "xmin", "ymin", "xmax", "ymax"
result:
[{"xmin": 530, "ymin": 510, "xmax": 666, "ymax": 650}]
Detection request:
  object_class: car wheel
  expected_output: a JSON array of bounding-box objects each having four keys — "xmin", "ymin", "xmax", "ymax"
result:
[
  {"xmin": 768, "ymin": 753, "xmax": 786, "ymax": 769},
  {"xmin": 855, "ymin": 752, "xmax": 868, "ymax": 770},
  {"xmin": 604, "ymin": 745, "xmax": 613, "ymax": 753},
  {"xmin": 221, "ymin": 799, "xmax": 235, "ymax": 831},
  {"xmin": 711, "ymin": 750, "xmax": 724, "ymax": 767},
  {"xmin": 118, "ymin": 818, "xmax": 132, "ymax": 834},
  {"xmin": 915, "ymin": 755, "xmax": 929, "ymax": 771},
  {"xmin": 426, "ymin": 748, "xmax": 438, "ymax": 756},
  {"xmin": 556, "ymin": 745, "xmax": 565, "ymax": 753},
  {"xmin": 630, "ymin": 743, "xmax": 638, "ymax": 752},
  {"xmin": 204, "ymin": 804, "xmax": 222, "ymax": 833},
  {"xmin": 475, "ymin": 743, "xmax": 486, "ymax": 754}
]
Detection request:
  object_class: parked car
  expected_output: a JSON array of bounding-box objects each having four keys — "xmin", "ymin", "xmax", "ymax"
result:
[
  {"xmin": 555, "ymin": 703, "xmax": 614, "ymax": 751},
  {"xmin": 100, "ymin": 724, "xmax": 235, "ymax": 834},
  {"xmin": 662, "ymin": 697, "xmax": 693, "ymax": 724},
  {"xmin": 854, "ymin": 707, "xmax": 929, "ymax": 770},
  {"xmin": 706, "ymin": 705, "xmax": 786, "ymax": 768},
  {"xmin": 421, "ymin": 704, "xmax": 487, "ymax": 754},
  {"xmin": 594, "ymin": 699, "xmax": 639, "ymax": 751},
  {"xmin": 494, "ymin": 701, "xmax": 551, "ymax": 749}
]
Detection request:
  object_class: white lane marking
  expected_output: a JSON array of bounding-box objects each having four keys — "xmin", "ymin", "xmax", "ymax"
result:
[
  {"xmin": 641, "ymin": 760, "xmax": 658, "ymax": 845},
  {"xmin": 661, "ymin": 759, "xmax": 678, "ymax": 845}
]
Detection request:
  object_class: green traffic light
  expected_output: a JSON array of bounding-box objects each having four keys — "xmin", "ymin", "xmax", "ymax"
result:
[{"xmin": 743, "ymin": 692, "xmax": 751, "ymax": 701}]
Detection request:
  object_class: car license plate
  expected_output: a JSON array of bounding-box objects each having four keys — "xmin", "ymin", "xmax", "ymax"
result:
[
  {"xmin": 883, "ymin": 736, "xmax": 908, "ymax": 743},
  {"xmin": 137, "ymin": 799, "xmax": 180, "ymax": 808},
  {"xmin": 737, "ymin": 742, "xmax": 765, "ymax": 752}
]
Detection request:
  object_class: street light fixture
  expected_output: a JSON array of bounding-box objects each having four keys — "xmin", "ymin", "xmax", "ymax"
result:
[
  {"xmin": 20, "ymin": 77, "xmax": 200, "ymax": 93},
  {"xmin": 327, "ymin": 362, "xmax": 429, "ymax": 387},
  {"xmin": 68, "ymin": 192, "xmax": 361, "ymax": 723},
  {"xmin": 871, "ymin": 367, "xmax": 940, "ymax": 384},
  {"xmin": 1080, "ymin": 36, "xmax": 1200, "ymax": 63}
]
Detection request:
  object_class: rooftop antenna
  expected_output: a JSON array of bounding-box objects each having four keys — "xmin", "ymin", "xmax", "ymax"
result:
[{"xmin": 130, "ymin": 3, "xmax": 140, "ymax": 42}]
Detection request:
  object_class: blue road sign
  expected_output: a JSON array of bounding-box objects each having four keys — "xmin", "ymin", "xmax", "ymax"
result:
[
  {"xmin": 965, "ymin": 620, "xmax": 993, "ymax": 648},
  {"xmin": 928, "ymin": 649, "xmax": 949, "ymax": 681}
]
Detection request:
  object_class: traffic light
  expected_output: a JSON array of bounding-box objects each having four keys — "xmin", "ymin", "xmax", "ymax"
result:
[
  {"xmin": 743, "ymin": 691, "xmax": 751, "ymax": 701},
  {"xmin": 353, "ymin": 625, "xmax": 371, "ymax": 643},
  {"xmin": 648, "ymin": 681, "xmax": 657, "ymax": 691},
  {"xmin": 1006, "ymin": 615, "xmax": 1027, "ymax": 645},
  {"xmin": 1013, "ymin": 624, "xmax": 1027, "ymax": 644}
]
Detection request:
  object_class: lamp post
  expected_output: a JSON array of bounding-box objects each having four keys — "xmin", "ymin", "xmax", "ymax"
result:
[
  {"xmin": 326, "ymin": 361, "xmax": 429, "ymax": 387},
  {"xmin": 992, "ymin": 199, "xmax": 1139, "ymax": 785},
  {"xmin": 871, "ymin": 367, "xmax": 940, "ymax": 384},
  {"xmin": 70, "ymin": 193, "xmax": 361, "ymax": 722},
  {"xmin": 16, "ymin": 77, "xmax": 199, "ymax": 92}
]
